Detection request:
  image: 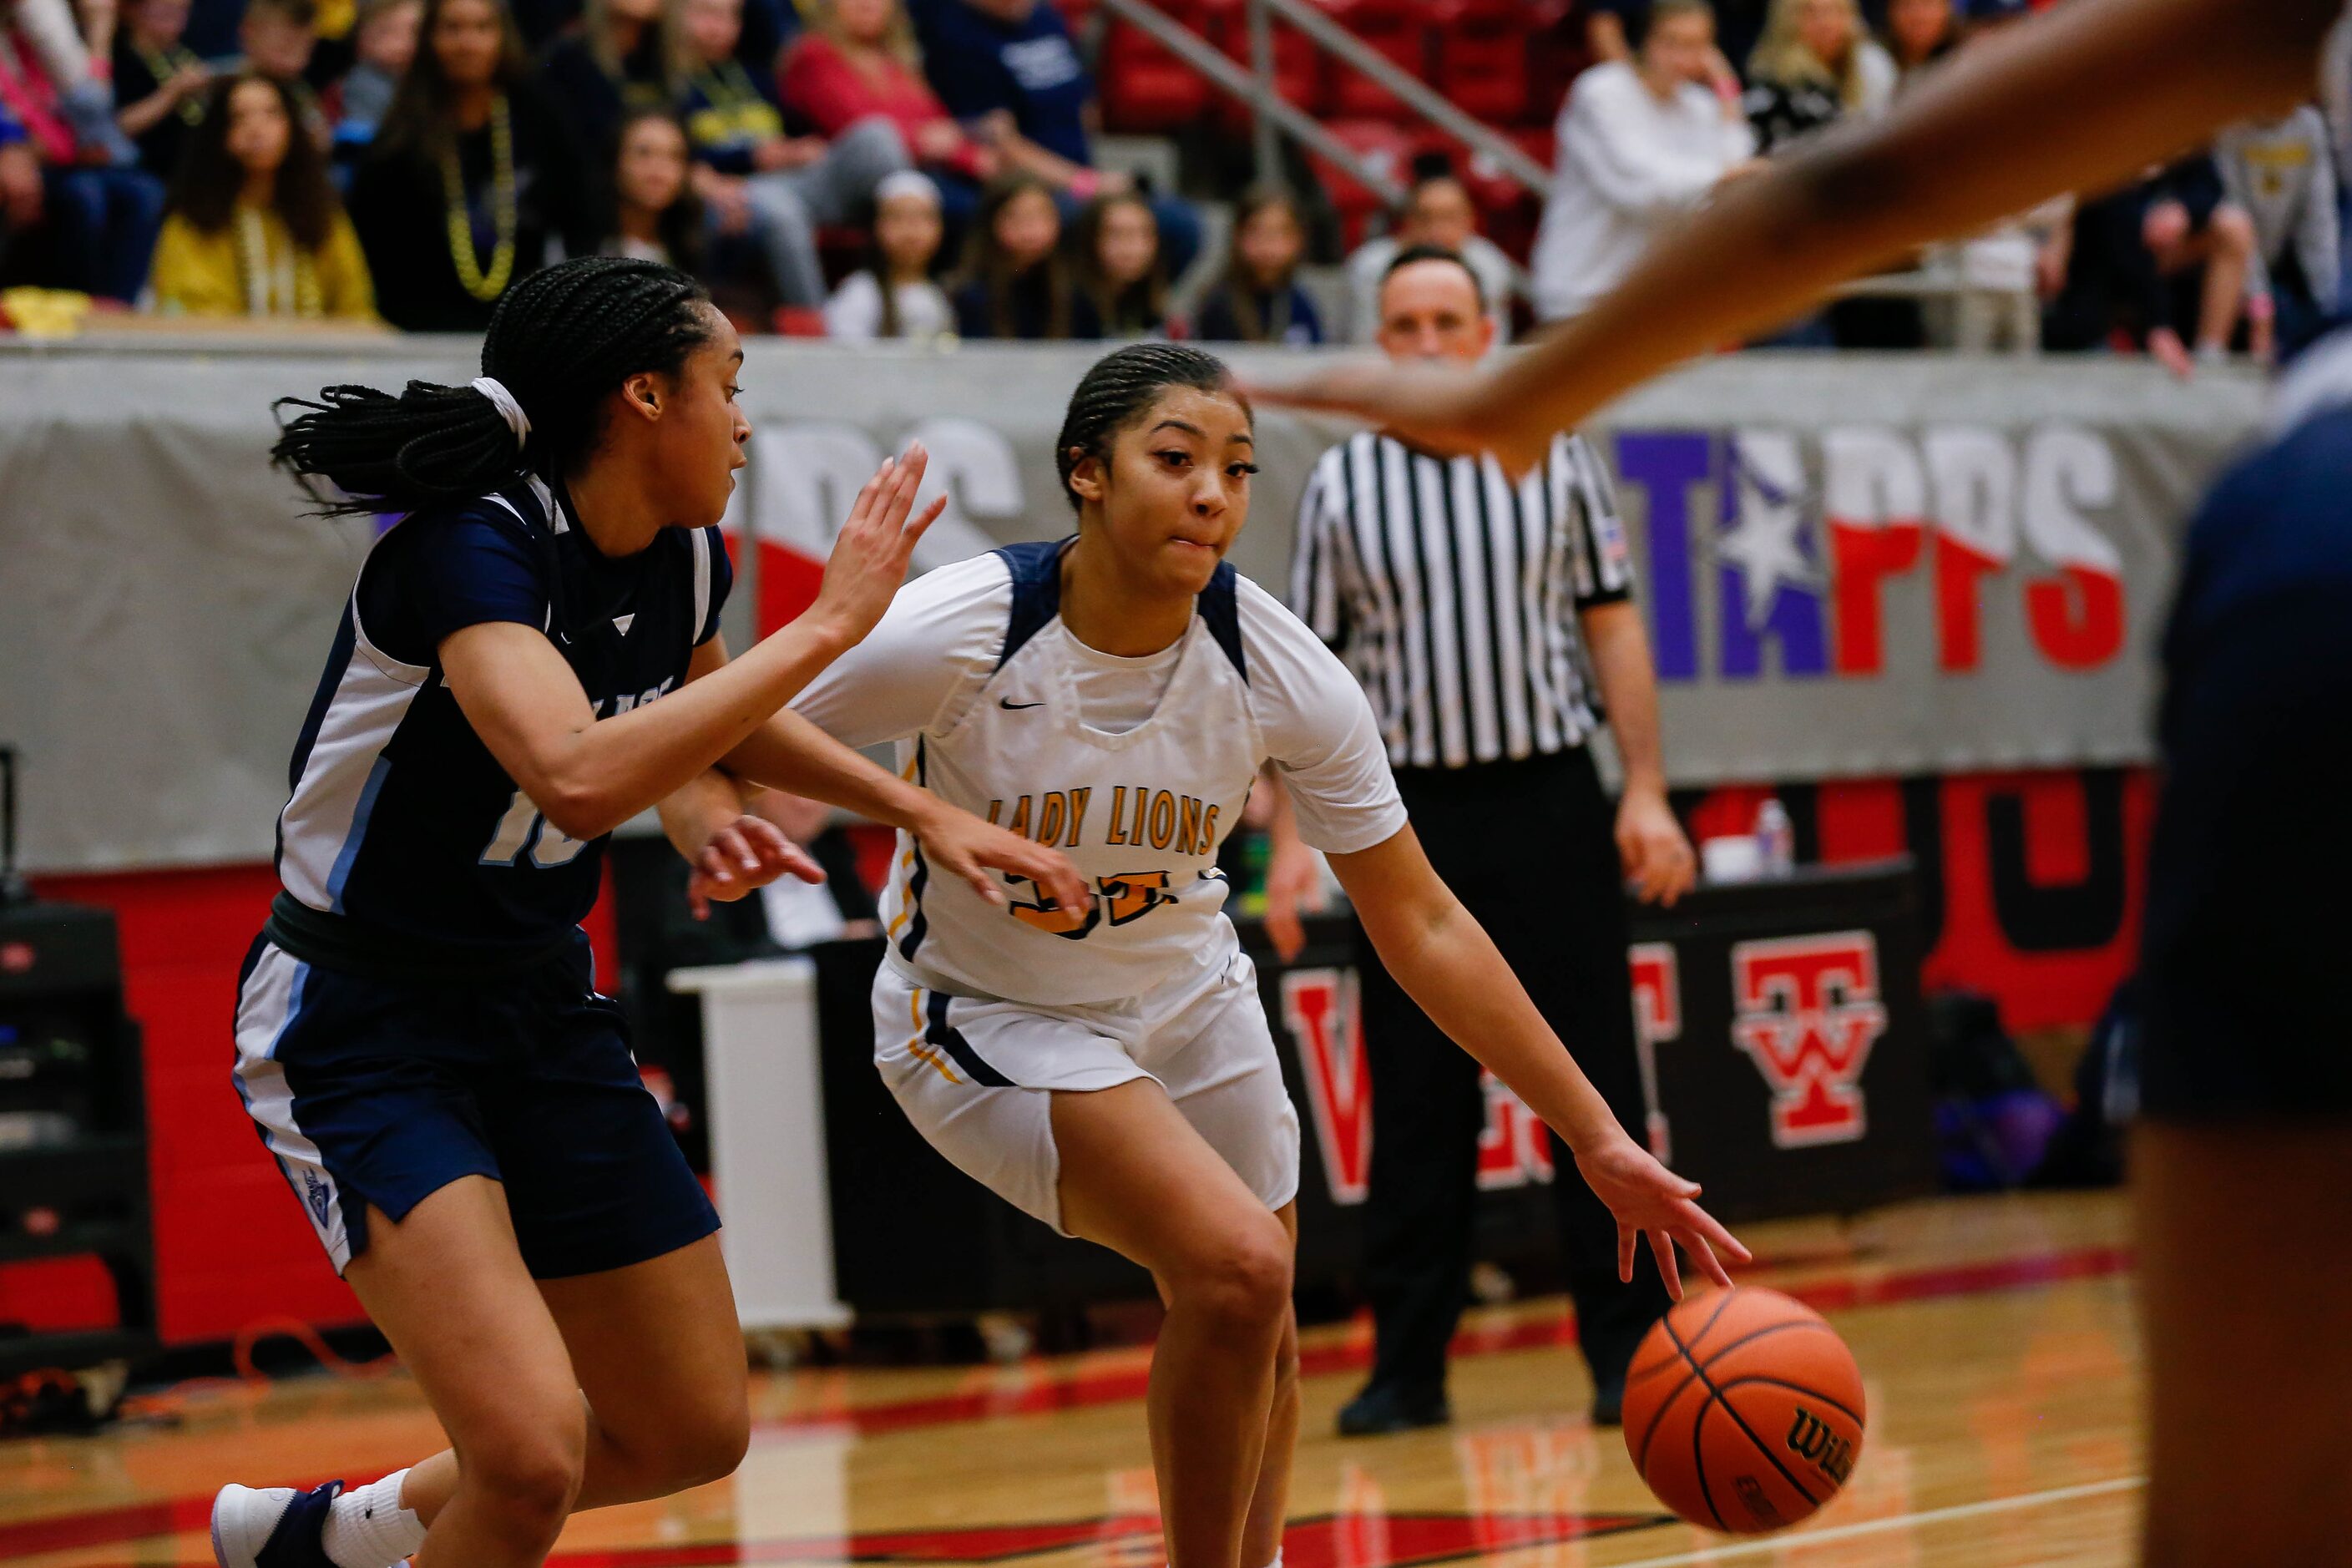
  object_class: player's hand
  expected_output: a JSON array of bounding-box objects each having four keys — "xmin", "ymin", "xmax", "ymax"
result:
[
  {"xmin": 912, "ymin": 802, "xmax": 1090, "ymax": 915},
  {"xmin": 1245, "ymin": 357, "xmax": 1551, "ymax": 475},
  {"xmin": 1572, "ymin": 1131, "xmax": 1751, "ymax": 1302},
  {"xmin": 2147, "ymin": 326, "xmax": 2195, "ymax": 381},
  {"xmin": 1262, "ymin": 837, "xmax": 1326, "ymax": 963},
  {"xmin": 2248, "ymin": 293, "xmax": 2278, "ymax": 365},
  {"xmin": 685, "ymin": 813, "xmax": 824, "ymax": 921},
  {"xmin": 1617, "ymin": 787, "xmax": 1696, "ymax": 908},
  {"xmin": 807, "ymin": 443, "xmax": 945, "ymax": 649}
]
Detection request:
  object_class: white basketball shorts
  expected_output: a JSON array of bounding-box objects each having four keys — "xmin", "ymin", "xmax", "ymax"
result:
[{"xmin": 870, "ymin": 943, "xmax": 1302, "ymax": 1236}]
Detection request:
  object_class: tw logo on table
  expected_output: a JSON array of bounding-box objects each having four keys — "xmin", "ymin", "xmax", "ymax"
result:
[
  {"xmin": 1731, "ymin": 933, "xmax": 1889, "ymax": 1149},
  {"xmin": 1277, "ymin": 931, "xmax": 1889, "ymax": 1205}
]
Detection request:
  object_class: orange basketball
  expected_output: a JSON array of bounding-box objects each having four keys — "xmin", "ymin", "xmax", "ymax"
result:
[{"xmin": 1621, "ymin": 1287, "xmax": 1866, "ymax": 1535}]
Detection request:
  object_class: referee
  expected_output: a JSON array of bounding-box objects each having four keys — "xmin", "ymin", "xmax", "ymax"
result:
[{"xmin": 1264, "ymin": 244, "xmax": 1697, "ymax": 1434}]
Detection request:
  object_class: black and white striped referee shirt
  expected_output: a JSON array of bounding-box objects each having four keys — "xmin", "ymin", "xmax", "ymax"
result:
[{"xmin": 1289, "ymin": 430, "xmax": 1635, "ymax": 771}]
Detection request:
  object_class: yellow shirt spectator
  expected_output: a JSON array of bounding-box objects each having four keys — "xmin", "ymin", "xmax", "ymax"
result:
[{"xmin": 150, "ymin": 205, "xmax": 379, "ymax": 321}]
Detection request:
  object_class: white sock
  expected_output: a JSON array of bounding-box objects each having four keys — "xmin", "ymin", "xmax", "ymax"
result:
[
  {"xmin": 321, "ymin": 1469, "xmax": 426, "ymax": 1568},
  {"xmin": 1262, "ymin": 1552, "xmax": 1283, "ymax": 1568}
]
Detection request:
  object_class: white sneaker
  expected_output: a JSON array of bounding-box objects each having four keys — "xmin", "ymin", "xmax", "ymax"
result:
[{"xmin": 210, "ymin": 1480, "xmax": 346, "ymax": 1568}]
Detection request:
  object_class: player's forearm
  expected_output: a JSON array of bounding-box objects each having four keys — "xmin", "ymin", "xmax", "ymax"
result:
[
  {"xmin": 655, "ymin": 767, "xmax": 752, "ymax": 861},
  {"xmin": 1584, "ymin": 604, "xmax": 1669, "ymax": 797},
  {"xmin": 526, "ymin": 619, "xmax": 856, "ymax": 839},
  {"xmin": 721, "ymin": 709, "xmax": 948, "ymax": 838},
  {"xmin": 1479, "ymin": 0, "xmax": 2333, "ymax": 441},
  {"xmin": 1346, "ymin": 869, "xmax": 1621, "ymax": 1151}
]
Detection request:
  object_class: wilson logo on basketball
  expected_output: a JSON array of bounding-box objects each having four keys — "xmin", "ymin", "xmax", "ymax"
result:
[
  {"xmin": 1729, "ymin": 933, "xmax": 1889, "ymax": 1148},
  {"xmin": 1785, "ymin": 1408, "xmax": 1857, "ymax": 1484}
]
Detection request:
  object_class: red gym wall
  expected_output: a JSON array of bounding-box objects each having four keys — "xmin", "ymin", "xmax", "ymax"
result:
[
  {"xmin": 6, "ymin": 866, "xmax": 620, "ymax": 1348},
  {"xmin": 5, "ymin": 765, "xmax": 2147, "ymax": 1349}
]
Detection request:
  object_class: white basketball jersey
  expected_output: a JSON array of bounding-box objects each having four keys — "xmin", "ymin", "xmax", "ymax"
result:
[{"xmin": 793, "ymin": 541, "xmax": 1407, "ymax": 1009}]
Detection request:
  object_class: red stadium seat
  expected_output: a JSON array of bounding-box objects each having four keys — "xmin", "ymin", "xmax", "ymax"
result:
[
  {"xmin": 1428, "ymin": 0, "xmax": 1530, "ymax": 126},
  {"xmin": 1098, "ymin": 0, "xmax": 1214, "ymax": 134},
  {"xmin": 1314, "ymin": 0, "xmax": 1426, "ymax": 120},
  {"xmin": 1203, "ymin": 0, "xmax": 1323, "ymax": 136},
  {"xmin": 1308, "ymin": 118, "xmax": 1419, "ymax": 249},
  {"xmin": 1523, "ymin": 0, "xmax": 1584, "ymax": 127}
]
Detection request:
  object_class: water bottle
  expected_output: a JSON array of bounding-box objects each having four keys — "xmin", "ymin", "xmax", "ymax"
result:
[{"xmin": 1755, "ymin": 799, "xmax": 1796, "ymax": 878}]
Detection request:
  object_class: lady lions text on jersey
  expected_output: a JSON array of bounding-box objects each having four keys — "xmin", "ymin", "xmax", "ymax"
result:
[{"xmin": 792, "ymin": 540, "xmax": 1406, "ymax": 1009}]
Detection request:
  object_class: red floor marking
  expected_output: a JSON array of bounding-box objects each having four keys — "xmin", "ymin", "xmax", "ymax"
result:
[
  {"xmin": 755, "ymin": 1245, "xmax": 2137, "ymax": 1439},
  {"xmin": 0, "ymin": 1242, "xmax": 2133, "ymax": 1562},
  {"xmin": 49, "ymin": 1511, "xmax": 1675, "ymax": 1568}
]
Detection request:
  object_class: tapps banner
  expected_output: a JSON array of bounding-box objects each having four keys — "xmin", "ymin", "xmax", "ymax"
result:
[{"xmin": 0, "ymin": 340, "xmax": 2267, "ymax": 873}]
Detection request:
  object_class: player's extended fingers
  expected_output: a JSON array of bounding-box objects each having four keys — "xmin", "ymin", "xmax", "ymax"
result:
[
  {"xmin": 934, "ymin": 844, "xmax": 1005, "ymax": 907},
  {"xmin": 1678, "ymin": 1198, "xmax": 1752, "ymax": 1267},
  {"xmin": 685, "ymin": 872, "xmax": 715, "ymax": 923},
  {"xmin": 1242, "ymin": 356, "xmax": 1408, "ymax": 417},
  {"xmin": 771, "ymin": 841, "xmax": 827, "ymax": 885},
  {"xmin": 842, "ymin": 459, "xmax": 892, "ymax": 536},
  {"xmin": 709, "ymin": 824, "xmax": 757, "ymax": 874},
  {"xmin": 737, "ymin": 816, "xmax": 807, "ymax": 874},
  {"xmin": 1264, "ymin": 900, "xmax": 1304, "ymax": 964},
  {"xmin": 880, "ymin": 444, "xmax": 929, "ymax": 529},
  {"xmin": 696, "ymin": 842, "xmax": 739, "ymax": 892},
  {"xmin": 1015, "ymin": 843, "xmax": 1089, "ymax": 913},
  {"xmin": 1618, "ymin": 1222, "xmax": 1638, "ymax": 1286},
  {"xmin": 1679, "ymin": 1229, "xmax": 1735, "ymax": 1292},
  {"xmin": 1649, "ymin": 1230, "xmax": 1686, "ymax": 1302},
  {"xmin": 903, "ymin": 494, "xmax": 947, "ymax": 546}
]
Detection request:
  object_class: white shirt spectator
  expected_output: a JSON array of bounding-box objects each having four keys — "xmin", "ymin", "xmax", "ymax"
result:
[
  {"xmin": 2217, "ymin": 109, "xmax": 2342, "ymax": 315},
  {"xmin": 823, "ymin": 270, "xmax": 956, "ymax": 341},
  {"xmin": 1343, "ymin": 234, "xmax": 1516, "ymax": 346},
  {"xmin": 1528, "ymin": 61, "xmax": 1756, "ymax": 323}
]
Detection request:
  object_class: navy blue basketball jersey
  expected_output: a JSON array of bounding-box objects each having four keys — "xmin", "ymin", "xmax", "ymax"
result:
[
  {"xmin": 2139, "ymin": 326, "xmax": 2352, "ymax": 1114},
  {"xmin": 274, "ymin": 477, "xmax": 731, "ymax": 957}
]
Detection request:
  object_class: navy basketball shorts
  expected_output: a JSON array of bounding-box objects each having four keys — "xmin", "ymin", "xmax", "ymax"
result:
[{"xmin": 230, "ymin": 933, "xmax": 720, "ymax": 1278}]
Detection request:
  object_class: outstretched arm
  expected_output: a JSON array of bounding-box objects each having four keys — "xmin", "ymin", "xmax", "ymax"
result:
[
  {"xmin": 700, "ymin": 645, "xmax": 1090, "ymax": 917},
  {"xmin": 1328, "ymin": 824, "xmax": 1749, "ymax": 1295},
  {"xmin": 441, "ymin": 448, "xmax": 942, "ymax": 842},
  {"xmin": 1262, "ymin": 0, "xmax": 2338, "ymax": 467}
]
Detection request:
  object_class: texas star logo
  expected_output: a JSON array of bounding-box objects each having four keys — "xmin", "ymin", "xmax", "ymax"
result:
[{"xmin": 1729, "ymin": 933, "xmax": 1889, "ymax": 1148}]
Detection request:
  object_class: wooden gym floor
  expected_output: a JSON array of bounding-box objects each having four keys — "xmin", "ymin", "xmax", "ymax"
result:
[{"xmin": 0, "ymin": 1190, "xmax": 2141, "ymax": 1568}]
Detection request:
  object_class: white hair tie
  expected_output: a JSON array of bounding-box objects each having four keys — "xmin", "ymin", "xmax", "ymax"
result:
[{"xmin": 470, "ymin": 376, "xmax": 532, "ymax": 448}]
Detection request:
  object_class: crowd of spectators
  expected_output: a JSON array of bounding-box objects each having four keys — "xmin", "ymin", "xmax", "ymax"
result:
[
  {"xmin": 1527, "ymin": 0, "xmax": 2347, "ymax": 367},
  {"xmin": 0, "ymin": 0, "xmax": 2342, "ymax": 364},
  {"xmin": 0, "ymin": 0, "xmax": 1212, "ymax": 335}
]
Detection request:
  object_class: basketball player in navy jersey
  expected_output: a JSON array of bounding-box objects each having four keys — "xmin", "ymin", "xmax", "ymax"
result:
[
  {"xmin": 1262, "ymin": 2, "xmax": 2352, "ymax": 1559},
  {"xmin": 209, "ymin": 255, "xmax": 1087, "ymax": 1568}
]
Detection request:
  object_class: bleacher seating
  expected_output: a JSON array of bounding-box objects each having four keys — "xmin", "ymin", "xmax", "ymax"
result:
[
  {"xmin": 1098, "ymin": 0, "xmax": 1216, "ymax": 133},
  {"xmin": 1090, "ymin": 0, "xmax": 1571, "ymax": 255}
]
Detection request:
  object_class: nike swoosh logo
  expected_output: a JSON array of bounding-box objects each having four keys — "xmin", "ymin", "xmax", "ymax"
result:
[{"xmin": 999, "ymin": 700, "xmax": 1047, "ymax": 711}]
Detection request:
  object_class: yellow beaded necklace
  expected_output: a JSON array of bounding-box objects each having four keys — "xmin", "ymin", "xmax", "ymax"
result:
[
  {"xmin": 235, "ymin": 205, "xmax": 323, "ymax": 318},
  {"xmin": 441, "ymin": 93, "xmax": 518, "ymax": 303}
]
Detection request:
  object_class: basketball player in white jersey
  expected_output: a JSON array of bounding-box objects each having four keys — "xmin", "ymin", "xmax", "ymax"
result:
[
  {"xmin": 789, "ymin": 343, "xmax": 1749, "ymax": 1568},
  {"xmin": 1258, "ymin": 2, "xmax": 2352, "ymax": 1558}
]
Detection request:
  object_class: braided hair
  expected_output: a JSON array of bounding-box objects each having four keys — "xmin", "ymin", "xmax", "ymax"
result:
[
  {"xmin": 271, "ymin": 255, "xmax": 716, "ymax": 517},
  {"xmin": 1055, "ymin": 342, "xmax": 1247, "ymax": 513}
]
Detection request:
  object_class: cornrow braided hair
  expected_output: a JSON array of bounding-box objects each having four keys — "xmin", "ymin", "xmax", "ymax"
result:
[
  {"xmin": 271, "ymin": 255, "xmax": 716, "ymax": 517},
  {"xmin": 1055, "ymin": 342, "xmax": 1247, "ymax": 513}
]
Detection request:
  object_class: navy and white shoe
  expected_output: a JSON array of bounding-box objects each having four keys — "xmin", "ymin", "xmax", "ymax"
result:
[{"xmin": 210, "ymin": 1480, "xmax": 345, "ymax": 1568}]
